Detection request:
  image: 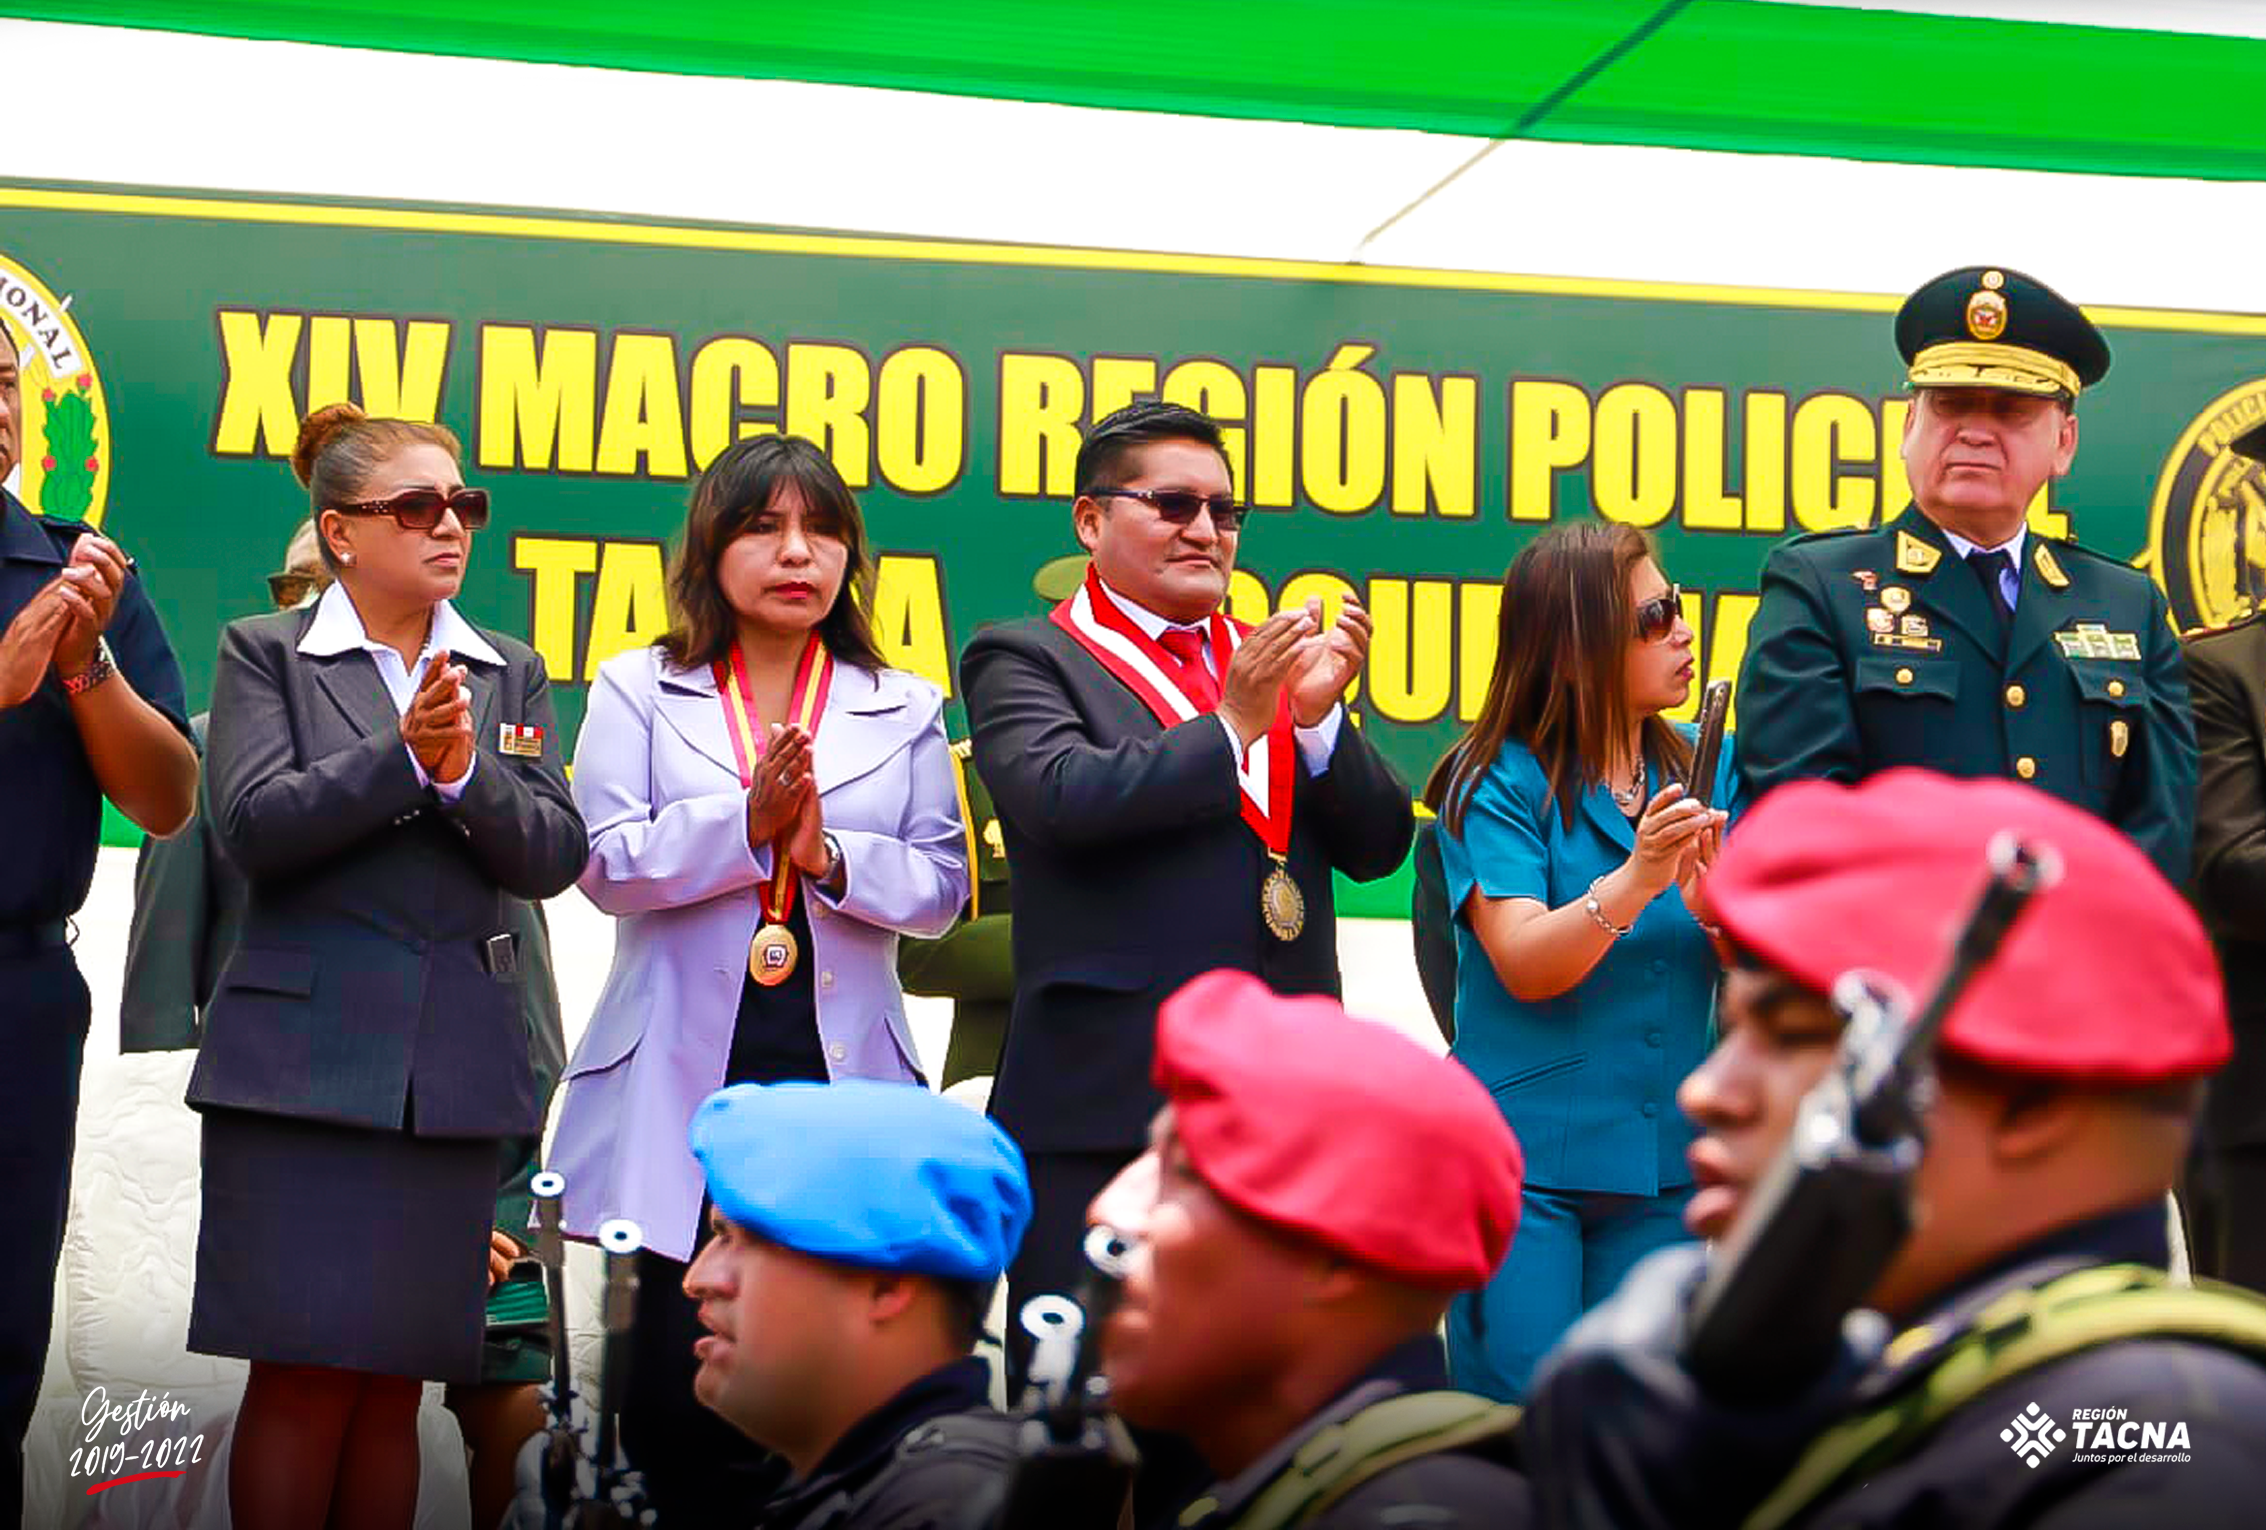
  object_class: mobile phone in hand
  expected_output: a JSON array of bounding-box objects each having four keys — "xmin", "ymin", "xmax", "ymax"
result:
[{"xmin": 1686, "ymin": 680, "xmax": 1732, "ymax": 810}]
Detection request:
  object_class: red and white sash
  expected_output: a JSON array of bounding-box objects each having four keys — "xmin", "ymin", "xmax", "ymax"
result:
[{"xmin": 1050, "ymin": 567, "xmax": 1293, "ymax": 857}]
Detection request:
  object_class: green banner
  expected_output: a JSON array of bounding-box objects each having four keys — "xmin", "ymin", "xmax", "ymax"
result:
[{"xmin": 6, "ymin": 181, "xmax": 2263, "ymax": 914}]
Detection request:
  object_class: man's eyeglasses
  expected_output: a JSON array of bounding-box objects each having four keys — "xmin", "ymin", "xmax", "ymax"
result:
[
  {"xmin": 1090, "ymin": 487, "xmax": 1246, "ymax": 532},
  {"xmin": 266, "ymin": 573, "xmax": 321, "ymax": 611},
  {"xmin": 1635, "ymin": 585, "xmax": 1684, "ymax": 644},
  {"xmin": 333, "ymin": 486, "xmax": 491, "ymax": 532}
]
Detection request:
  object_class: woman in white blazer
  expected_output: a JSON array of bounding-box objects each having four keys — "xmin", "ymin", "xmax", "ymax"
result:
[{"xmin": 550, "ymin": 435, "xmax": 969, "ymax": 1517}]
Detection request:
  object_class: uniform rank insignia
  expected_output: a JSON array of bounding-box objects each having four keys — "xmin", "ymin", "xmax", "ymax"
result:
[
  {"xmin": 499, "ymin": 722, "xmax": 545, "ymax": 758},
  {"xmin": 1895, "ymin": 531, "xmax": 1941, "ymax": 576},
  {"xmin": 2033, "ymin": 542, "xmax": 2071, "ymax": 589}
]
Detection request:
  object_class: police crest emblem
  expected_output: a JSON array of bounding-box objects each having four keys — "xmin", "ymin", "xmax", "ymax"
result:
[
  {"xmin": 2143, "ymin": 378, "xmax": 2266, "ymax": 630},
  {"xmin": 0, "ymin": 252, "xmax": 112, "ymax": 525}
]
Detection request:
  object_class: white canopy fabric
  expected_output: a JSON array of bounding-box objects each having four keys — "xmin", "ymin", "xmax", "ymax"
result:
[{"xmin": 5, "ymin": 18, "xmax": 2261, "ymax": 315}]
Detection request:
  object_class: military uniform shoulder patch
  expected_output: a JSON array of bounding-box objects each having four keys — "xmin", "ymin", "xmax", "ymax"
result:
[{"xmin": 1895, "ymin": 530, "xmax": 1942, "ymax": 576}]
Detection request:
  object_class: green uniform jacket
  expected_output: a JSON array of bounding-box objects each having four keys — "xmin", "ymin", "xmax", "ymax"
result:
[
  {"xmin": 1735, "ymin": 508, "xmax": 2194, "ymax": 884},
  {"xmin": 896, "ymin": 737, "xmax": 1014, "ymax": 1087}
]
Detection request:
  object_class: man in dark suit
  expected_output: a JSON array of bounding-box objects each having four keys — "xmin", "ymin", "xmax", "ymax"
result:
[
  {"xmin": 962, "ymin": 402, "xmax": 1414, "ymax": 1388},
  {"xmin": 2183, "ymin": 417, "xmax": 2266, "ymax": 1294},
  {"xmin": 0, "ymin": 321, "xmax": 198, "ymax": 1519},
  {"xmin": 1736, "ymin": 266, "xmax": 2195, "ymax": 883}
]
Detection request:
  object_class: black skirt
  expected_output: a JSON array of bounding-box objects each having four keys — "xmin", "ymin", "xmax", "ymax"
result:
[{"xmin": 189, "ymin": 1107, "xmax": 496, "ymax": 1384}]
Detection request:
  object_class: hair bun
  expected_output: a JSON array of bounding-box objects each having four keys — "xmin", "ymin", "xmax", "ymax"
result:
[{"xmin": 291, "ymin": 402, "xmax": 368, "ymax": 488}]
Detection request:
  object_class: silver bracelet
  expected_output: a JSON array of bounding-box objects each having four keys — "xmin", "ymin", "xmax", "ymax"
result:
[{"xmin": 1583, "ymin": 876, "xmax": 1631, "ymax": 939}]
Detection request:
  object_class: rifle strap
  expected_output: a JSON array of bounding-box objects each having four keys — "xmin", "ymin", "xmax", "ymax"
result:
[
  {"xmin": 1183, "ymin": 1391, "xmax": 1520, "ymax": 1530},
  {"xmin": 1745, "ymin": 1264, "xmax": 2266, "ymax": 1530}
]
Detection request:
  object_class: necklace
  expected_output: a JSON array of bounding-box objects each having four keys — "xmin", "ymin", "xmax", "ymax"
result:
[{"xmin": 1609, "ymin": 755, "xmax": 1645, "ymax": 812}]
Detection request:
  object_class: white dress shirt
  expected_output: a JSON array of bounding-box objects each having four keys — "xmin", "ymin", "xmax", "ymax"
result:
[
  {"xmin": 1942, "ymin": 525, "xmax": 2028, "ymax": 613},
  {"xmin": 1094, "ymin": 577, "xmax": 1343, "ymax": 774},
  {"xmin": 297, "ymin": 581, "xmax": 500, "ymax": 798}
]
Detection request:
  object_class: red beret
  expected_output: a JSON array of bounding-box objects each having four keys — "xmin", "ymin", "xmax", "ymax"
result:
[
  {"xmin": 1708, "ymin": 770, "xmax": 2227, "ymax": 1084},
  {"xmin": 1152, "ymin": 970, "xmax": 1523, "ymax": 1289}
]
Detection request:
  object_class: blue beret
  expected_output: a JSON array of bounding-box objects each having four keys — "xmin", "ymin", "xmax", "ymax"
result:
[{"xmin": 689, "ymin": 1080, "xmax": 1031, "ymax": 1284}]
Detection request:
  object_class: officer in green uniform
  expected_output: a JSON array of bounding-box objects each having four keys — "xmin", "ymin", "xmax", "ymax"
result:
[
  {"xmin": 899, "ymin": 555, "xmax": 1088, "ymax": 1087},
  {"xmin": 1735, "ymin": 265, "xmax": 2195, "ymax": 883}
]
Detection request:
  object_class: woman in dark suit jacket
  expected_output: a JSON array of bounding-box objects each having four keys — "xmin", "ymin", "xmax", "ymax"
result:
[{"xmin": 192, "ymin": 404, "xmax": 587, "ymax": 1530}]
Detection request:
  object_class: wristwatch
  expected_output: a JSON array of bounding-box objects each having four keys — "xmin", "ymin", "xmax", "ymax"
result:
[{"xmin": 61, "ymin": 637, "xmax": 116, "ymax": 698}]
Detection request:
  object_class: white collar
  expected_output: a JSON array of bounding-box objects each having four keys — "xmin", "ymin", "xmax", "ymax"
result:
[
  {"xmin": 1941, "ymin": 524, "xmax": 2027, "ymax": 568},
  {"xmin": 297, "ymin": 581, "xmax": 505, "ymax": 666},
  {"xmin": 1094, "ymin": 576, "xmax": 1212, "ymax": 640}
]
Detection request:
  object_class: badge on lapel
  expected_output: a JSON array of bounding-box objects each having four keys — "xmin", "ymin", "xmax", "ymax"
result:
[{"xmin": 499, "ymin": 723, "xmax": 545, "ymax": 759}]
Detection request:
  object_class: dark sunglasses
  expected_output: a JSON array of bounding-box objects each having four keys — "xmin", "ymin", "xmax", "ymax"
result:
[
  {"xmin": 1634, "ymin": 584, "xmax": 1684, "ymax": 643},
  {"xmin": 1091, "ymin": 486, "xmax": 1247, "ymax": 532},
  {"xmin": 334, "ymin": 486, "xmax": 491, "ymax": 532}
]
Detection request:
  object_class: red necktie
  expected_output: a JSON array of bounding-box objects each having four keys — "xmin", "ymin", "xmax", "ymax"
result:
[{"xmin": 1158, "ymin": 626, "xmax": 1221, "ymax": 711}]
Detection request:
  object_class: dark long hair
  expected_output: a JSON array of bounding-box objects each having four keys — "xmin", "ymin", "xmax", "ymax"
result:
[
  {"xmin": 1426, "ymin": 522, "xmax": 1691, "ymax": 834},
  {"xmin": 656, "ymin": 435, "xmax": 887, "ymax": 672}
]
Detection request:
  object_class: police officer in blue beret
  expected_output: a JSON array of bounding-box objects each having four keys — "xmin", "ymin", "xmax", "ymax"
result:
[
  {"xmin": 0, "ymin": 320, "xmax": 198, "ymax": 1518},
  {"xmin": 1736, "ymin": 266, "xmax": 2195, "ymax": 884},
  {"xmin": 681, "ymin": 1080, "xmax": 1035, "ymax": 1529}
]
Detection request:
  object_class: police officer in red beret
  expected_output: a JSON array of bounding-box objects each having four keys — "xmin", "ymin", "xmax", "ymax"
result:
[
  {"xmin": 1087, "ymin": 970, "xmax": 1531, "ymax": 1530},
  {"xmin": 1526, "ymin": 770, "xmax": 2266, "ymax": 1530}
]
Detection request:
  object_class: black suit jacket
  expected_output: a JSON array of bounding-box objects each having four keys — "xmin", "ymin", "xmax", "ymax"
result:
[
  {"xmin": 964, "ymin": 616, "xmax": 1413, "ymax": 1153},
  {"xmin": 187, "ymin": 608, "xmax": 587, "ymax": 1139},
  {"xmin": 2187, "ymin": 614, "xmax": 2266, "ymax": 1148}
]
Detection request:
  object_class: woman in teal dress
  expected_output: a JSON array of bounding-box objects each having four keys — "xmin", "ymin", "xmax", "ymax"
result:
[{"xmin": 1426, "ymin": 520, "xmax": 1739, "ymax": 1402}]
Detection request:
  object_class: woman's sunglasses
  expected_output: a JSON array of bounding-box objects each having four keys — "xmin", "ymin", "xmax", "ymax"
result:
[
  {"xmin": 1091, "ymin": 486, "xmax": 1247, "ymax": 532},
  {"xmin": 1634, "ymin": 584, "xmax": 1684, "ymax": 643},
  {"xmin": 334, "ymin": 486, "xmax": 491, "ymax": 532}
]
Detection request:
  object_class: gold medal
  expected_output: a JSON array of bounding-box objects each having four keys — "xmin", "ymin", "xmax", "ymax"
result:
[
  {"xmin": 750, "ymin": 923, "xmax": 800, "ymax": 986},
  {"xmin": 717, "ymin": 635, "xmax": 835, "ymax": 993},
  {"xmin": 1261, "ymin": 861, "xmax": 1306, "ymax": 942}
]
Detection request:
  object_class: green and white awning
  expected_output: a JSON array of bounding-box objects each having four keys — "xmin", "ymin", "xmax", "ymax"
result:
[{"xmin": 13, "ymin": 0, "xmax": 2266, "ymax": 180}]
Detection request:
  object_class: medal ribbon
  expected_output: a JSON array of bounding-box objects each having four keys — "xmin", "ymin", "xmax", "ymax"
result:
[
  {"xmin": 713, "ymin": 633, "xmax": 835, "ymax": 926},
  {"xmin": 1049, "ymin": 566, "xmax": 1294, "ymax": 856}
]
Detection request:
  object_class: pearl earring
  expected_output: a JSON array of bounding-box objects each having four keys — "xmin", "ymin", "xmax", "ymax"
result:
[{"xmin": 341, "ymin": 553, "xmax": 355, "ymax": 566}]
